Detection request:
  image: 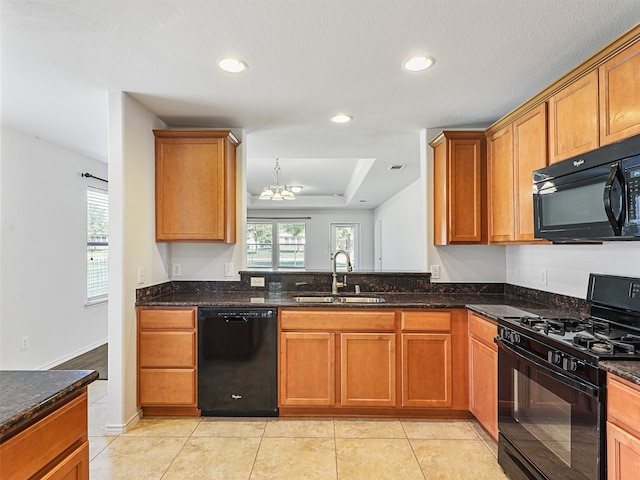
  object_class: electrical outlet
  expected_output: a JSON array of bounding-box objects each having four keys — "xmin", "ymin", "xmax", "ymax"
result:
[
  {"xmin": 137, "ymin": 266, "xmax": 145, "ymax": 285},
  {"xmin": 224, "ymin": 263, "xmax": 234, "ymax": 277},
  {"xmin": 430, "ymin": 265, "xmax": 441, "ymax": 279},
  {"xmin": 172, "ymin": 264, "xmax": 182, "ymax": 276},
  {"xmin": 539, "ymin": 268, "xmax": 548, "ymax": 286},
  {"xmin": 21, "ymin": 336, "xmax": 29, "ymax": 351},
  {"xmin": 251, "ymin": 277, "xmax": 265, "ymax": 287}
]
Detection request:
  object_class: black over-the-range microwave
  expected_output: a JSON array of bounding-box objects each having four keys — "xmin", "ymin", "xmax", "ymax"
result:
[{"xmin": 533, "ymin": 133, "xmax": 640, "ymax": 242}]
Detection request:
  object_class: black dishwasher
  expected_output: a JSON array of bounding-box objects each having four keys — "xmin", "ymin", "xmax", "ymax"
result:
[{"xmin": 197, "ymin": 307, "xmax": 278, "ymax": 416}]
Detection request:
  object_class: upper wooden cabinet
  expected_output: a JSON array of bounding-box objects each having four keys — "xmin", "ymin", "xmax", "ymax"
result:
[
  {"xmin": 154, "ymin": 130, "xmax": 240, "ymax": 242},
  {"xmin": 513, "ymin": 104, "xmax": 548, "ymax": 241},
  {"xmin": 487, "ymin": 104, "xmax": 548, "ymax": 243},
  {"xmin": 429, "ymin": 131, "xmax": 487, "ymax": 245},
  {"xmin": 487, "ymin": 124, "xmax": 514, "ymax": 242},
  {"xmin": 599, "ymin": 40, "xmax": 640, "ymax": 146},
  {"xmin": 548, "ymin": 70, "xmax": 599, "ymax": 164}
]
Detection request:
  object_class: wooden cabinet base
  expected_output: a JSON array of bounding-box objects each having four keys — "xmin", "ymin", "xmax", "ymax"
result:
[
  {"xmin": 278, "ymin": 406, "xmax": 473, "ymax": 419},
  {"xmin": 141, "ymin": 406, "xmax": 201, "ymax": 416}
]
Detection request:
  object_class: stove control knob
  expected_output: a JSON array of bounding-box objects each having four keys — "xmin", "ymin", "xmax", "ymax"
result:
[
  {"xmin": 501, "ymin": 328, "xmax": 511, "ymax": 340},
  {"xmin": 509, "ymin": 332, "xmax": 521, "ymax": 344},
  {"xmin": 548, "ymin": 351, "xmax": 562, "ymax": 365},
  {"xmin": 562, "ymin": 357, "xmax": 578, "ymax": 372}
]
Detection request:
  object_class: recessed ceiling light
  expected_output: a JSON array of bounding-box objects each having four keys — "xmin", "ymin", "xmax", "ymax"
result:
[
  {"xmin": 289, "ymin": 186, "xmax": 303, "ymax": 193},
  {"xmin": 218, "ymin": 58, "xmax": 248, "ymax": 73},
  {"xmin": 330, "ymin": 114, "xmax": 352, "ymax": 124},
  {"xmin": 403, "ymin": 56, "xmax": 435, "ymax": 72}
]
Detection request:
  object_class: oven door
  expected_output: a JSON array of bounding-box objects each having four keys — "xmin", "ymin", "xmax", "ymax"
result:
[{"xmin": 497, "ymin": 340, "xmax": 604, "ymax": 480}]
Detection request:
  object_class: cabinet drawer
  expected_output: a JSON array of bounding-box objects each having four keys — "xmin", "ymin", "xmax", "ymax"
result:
[
  {"xmin": 139, "ymin": 331, "xmax": 196, "ymax": 367},
  {"xmin": 0, "ymin": 392, "xmax": 87, "ymax": 480},
  {"xmin": 400, "ymin": 311, "xmax": 451, "ymax": 332},
  {"xmin": 138, "ymin": 369, "xmax": 197, "ymax": 406},
  {"xmin": 139, "ymin": 308, "xmax": 196, "ymax": 329},
  {"xmin": 608, "ymin": 374, "xmax": 640, "ymax": 437},
  {"xmin": 468, "ymin": 313, "xmax": 497, "ymax": 349},
  {"xmin": 280, "ymin": 309, "xmax": 396, "ymax": 331}
]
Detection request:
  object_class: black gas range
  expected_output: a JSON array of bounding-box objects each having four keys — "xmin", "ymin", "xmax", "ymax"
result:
[{"xmin": 496, "ymin": 273, "xmax": 640, "ymax": 480}]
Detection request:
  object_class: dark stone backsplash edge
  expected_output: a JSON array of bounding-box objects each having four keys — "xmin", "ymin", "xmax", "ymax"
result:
[{"xmin": 137, "ymin": 271, "xmax": 588, "ymax": 313}]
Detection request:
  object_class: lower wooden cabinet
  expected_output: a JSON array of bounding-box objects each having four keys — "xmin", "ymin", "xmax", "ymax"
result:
[
  {"xmin": 137, "ymin": 306, "xmax": 199, "ymax": 415},
  {"xmin": 401, "ymin": 333, "xmax": 451, "ymax": 407},
  {"xmin": 278, "ymin": 308, "xmax": 468, "ymax": 416},
  {"xmin": 341, "ymin": 333, "xmax": 396, "ymax": 407},
  {"xmin": 468, "ymin": 312, "xmax": 498, "ymax": 440},
  {"xmin": 0, "ymin": 392, "xmax": 89, "ymax": 480},
  {"xmin": 279, "ymin": 331, "xmax": 335, "ymax": 406},
  {"xmin": 607, "ymin": 374, "xmax": 640, "ymax": 479}
]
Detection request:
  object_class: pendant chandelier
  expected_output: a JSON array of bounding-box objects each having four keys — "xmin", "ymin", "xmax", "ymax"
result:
[{"xmin": 258, "ymin": 158, "xmax": 299, "ymax": 201}]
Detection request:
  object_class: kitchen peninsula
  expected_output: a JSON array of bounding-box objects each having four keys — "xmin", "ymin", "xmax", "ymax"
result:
[{"xmin": 0, "ymin": 369, "xmax": 98, "ymax": 480}]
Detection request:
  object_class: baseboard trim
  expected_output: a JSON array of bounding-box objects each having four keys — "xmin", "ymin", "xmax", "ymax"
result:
[{"xmin": 104, "ymin": 409, "xmax": 141, "ymax": 435}]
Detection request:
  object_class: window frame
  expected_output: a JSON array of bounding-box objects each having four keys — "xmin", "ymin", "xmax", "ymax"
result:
[
  {"xmin": 86, "ymin": 186, "xmax": 109, "ymax": 305},
  {"xmin": 246, "ymin": 220, "xmax": 306, "ymax": 270}
]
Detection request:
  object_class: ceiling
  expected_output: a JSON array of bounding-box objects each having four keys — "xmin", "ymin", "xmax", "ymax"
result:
[{"xmin": 3, "ymin": 1, "xmax": 640, "ymax": 209}]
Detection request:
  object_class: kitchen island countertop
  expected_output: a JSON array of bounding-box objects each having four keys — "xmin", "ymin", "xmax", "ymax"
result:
[{"xmin": 0, "ymin": 369, "xmax": 98, "ymax": 442}]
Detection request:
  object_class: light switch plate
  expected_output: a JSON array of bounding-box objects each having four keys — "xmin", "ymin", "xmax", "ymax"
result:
[
  {"xmin": 430, "ymin": 265, "xmax": 441, "ymax": 279},
  {"xmin": 251, "ymin": 277, "xmax": 265, "ymax": 287}
]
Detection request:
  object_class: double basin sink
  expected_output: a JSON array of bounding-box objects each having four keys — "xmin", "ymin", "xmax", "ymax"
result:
[{"xmin": 293, "ymin": 294, "xmax": 385, "ymax": 304}]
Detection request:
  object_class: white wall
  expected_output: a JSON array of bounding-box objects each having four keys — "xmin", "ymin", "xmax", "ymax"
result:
[
  {"xmin": 106, "ymin": 92, "xmax": 170, "ymax": 432},
  {"xmin": 507, "ymin": 242, "xmax": 640, "ymax": 298},
  {"xmin": 247, "ymin": 208, "xmax": 375, "ymax": 271},
  {"xmin": 374, "ymin": 178, "xmax": 427, "ymax": 272},
  {"xmin": 0, "ymin": 126, "xmax": 108, "ymax": 369}
]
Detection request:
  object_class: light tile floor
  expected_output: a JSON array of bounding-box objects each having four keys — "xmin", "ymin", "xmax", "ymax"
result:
[{"xmin": 88, "ymin": 381, "xmax": 508, "ymax": 480}]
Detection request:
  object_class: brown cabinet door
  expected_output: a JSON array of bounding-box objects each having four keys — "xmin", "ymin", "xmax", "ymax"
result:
[
  {"xmin": 279, "ymin": 332, "xmax": 336, "ymax": 406},
  {"xmin": 607, "ymin": 422, "xmax": 640, "ymax": 480},
  {"xmin": 513, "ymin": 104, "xmax": 548, "ymax": 242},
  {"xmin": 430, "ymin": 131, "xmax": 486, "ymax": 245},
  {"xmin": 449, "ymin": 138, "xmax": 485, "ymax": 243},
  {"xmin": 469, "ymin": 337, "xmax": 498, "ymax": 440},
  {"xmin": 341, "ymin": 333, "xmax": 396, "ymax": 407},
  {"xmin": 548, "ymin": 70, "xmax": 599, "ymax": 164},
  {"xmin": 154, "ymin": 130, "xmax": 238, "ymax": 242},
  {"xmin": 401, "ymin": 333, "xmax": 452, "ymax": 408},
  {"xmin": 599, "ymin": 41, "xmax": 640, "ymax": 146},
  {"xmin": 488, "ymin": 124, "xmax": 515, "ymax": 242},
  {"xmin": 433, "ymin": 140, "xmax": 448, "ymax": 245}
]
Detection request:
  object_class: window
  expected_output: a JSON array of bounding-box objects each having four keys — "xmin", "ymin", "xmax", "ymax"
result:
[
  {"xmin": 331, "ymin": 223, "xmax": 359, "ymax": 269},
  {"xmin": 87, "ymin": 187, "xmax": 108, "ymax": 303},
  {"xmin": 247, "ymin": 221, "xmax": 306, "ymax": 269}
]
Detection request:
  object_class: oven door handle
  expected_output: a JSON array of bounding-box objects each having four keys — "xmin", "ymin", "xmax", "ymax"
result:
[{"xmin": 497, "ymin": 338, "xmax": 599, "ymax": 397}]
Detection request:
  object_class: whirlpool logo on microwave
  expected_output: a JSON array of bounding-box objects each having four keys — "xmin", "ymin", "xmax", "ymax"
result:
[{"xmin": 573, "ymin": 159, "xmax": 585, "ymax": 167}]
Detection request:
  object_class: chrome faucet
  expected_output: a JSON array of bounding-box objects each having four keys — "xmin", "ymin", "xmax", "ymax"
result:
[{"xmin": 332, "ymin": 250, "xmax": 353, "ymax": 294}]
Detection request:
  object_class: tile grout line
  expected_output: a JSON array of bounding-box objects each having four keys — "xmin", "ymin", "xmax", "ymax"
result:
[{"xmin": 401, "ymin": 419, "xmax": 428, "ymax": 480}]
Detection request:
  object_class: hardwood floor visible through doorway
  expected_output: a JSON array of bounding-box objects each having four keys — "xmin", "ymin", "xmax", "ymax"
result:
[{"xmin": 52, "ymin": 343, "xmax": 108, "ymax": 379}]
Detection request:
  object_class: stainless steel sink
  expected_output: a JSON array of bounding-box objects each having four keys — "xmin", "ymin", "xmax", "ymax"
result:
[
  {"xmin": 336, "ymin": 296, "xmax": 385, "ymax": 303},
  {"xmin": 292, "ymin": 295, "xmax": 385, "ymax": 304},
  {"xmin": 293, "ymin": 296, "xmax": 335, "ymax": 303}
]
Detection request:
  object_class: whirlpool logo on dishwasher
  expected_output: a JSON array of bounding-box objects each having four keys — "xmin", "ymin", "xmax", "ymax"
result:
[{"xmin": 231, "ymin": 394, "xmax": 242, "ymax": 400}]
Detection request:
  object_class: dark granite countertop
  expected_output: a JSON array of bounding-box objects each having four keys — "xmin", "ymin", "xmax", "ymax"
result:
[
  {"xmin": 0, "ymin": 370, "xmax": 98, "ymax": 442},
  {"xmin": 600, "ymin": 361, "xmax": 640, "ymax": 386},
  {"xmin": 137, "ymin": 290, "xmax": 552, "ymax": 310}
]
